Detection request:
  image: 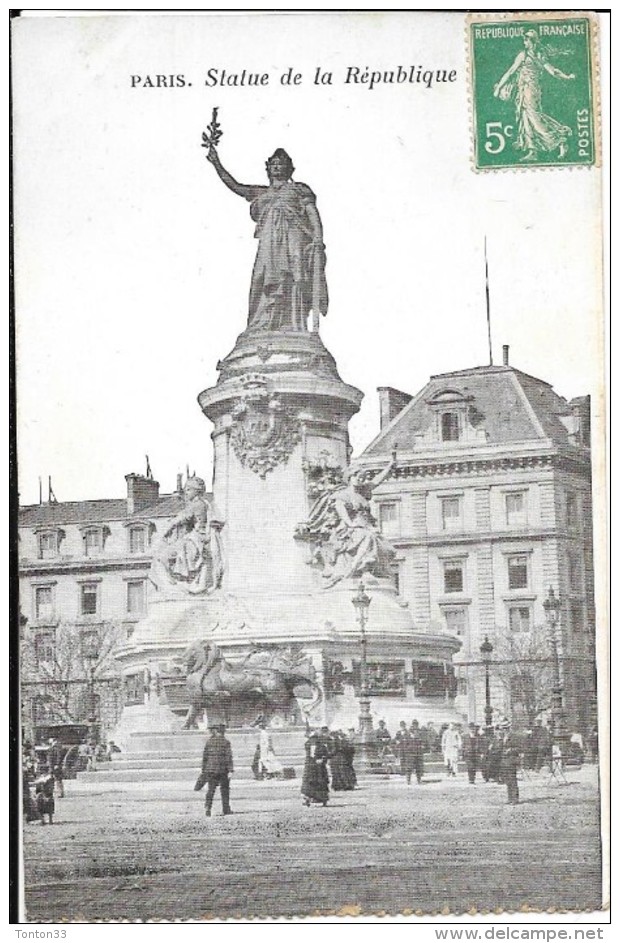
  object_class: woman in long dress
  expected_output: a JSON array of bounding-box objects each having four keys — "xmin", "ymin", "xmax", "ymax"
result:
[
  {"xmin": 301, "ymin": 730, "xmax": 330, "ymax": 806},
  {"xmin": 329, "ymin": 731, "xmax": 357, "ymax": 791},
  {"xmin": 441, "ymin": 723, "xmax": 462, "ymax": 778},
  {"xmin": 258, "ymin": 725, "xmax": 284, "ymax": 779},
  {"xmin": 206, "ymin": 146, "xmax": 328, "ymax": 332},
  {"xmin": 493, "ymin": 29, "xmax": 575, "ymax": 162}
]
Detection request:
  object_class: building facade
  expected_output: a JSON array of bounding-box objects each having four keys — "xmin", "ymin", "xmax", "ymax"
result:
[
  {"xmin": 18, "ymin": 472, "xmax": 186, "ymax": 739},
  {"xmin": 19, "ymin": 354, "xmax": 597, "ymax": 739},
  {"xmin": 357, "ymin": 350, "xmax": 596, "ymax": 734}
]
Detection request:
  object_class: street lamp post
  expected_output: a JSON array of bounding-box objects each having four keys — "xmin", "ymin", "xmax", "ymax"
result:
[
  {"xmin": 480, "ymin": 635, "xmax": 494, "ymax": 732},
  {"xmin": 543, "ymin": 586, "xmax": 565, "ymax": 755},
  {"xmin": 84, "ymin": 657, "xmax": 98, "ymax": 740},
  {"xmin": 352, "ymin": 582, "xmax": 374, "ymax": 767}
]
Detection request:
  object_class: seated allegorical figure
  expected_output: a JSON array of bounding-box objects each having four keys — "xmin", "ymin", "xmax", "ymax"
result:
[
  {"xmin": 295, "ymin": 456, "xmax": 397, "ymax": 588},
  {"xmin": 152, "ymin": 476, "xmax": 224, "ymax": 595}
]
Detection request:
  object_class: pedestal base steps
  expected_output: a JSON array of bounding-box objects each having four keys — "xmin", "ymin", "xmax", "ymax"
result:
[
  {"xmin": 78, "ymin": 728, "xmax": 305, "ymax": 784},
  {"xmin": 77, "ymin": 727, "xmax": 452, "ymax": 786}
]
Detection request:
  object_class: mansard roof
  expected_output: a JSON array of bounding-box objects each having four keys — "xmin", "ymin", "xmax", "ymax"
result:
[
  {"xmin": 18, "ymin": 492, "xmax": 189, "ymax": 528},
  {"xmin": 362, "ymin": 364, "xmax": 587, "ymax": 457}
]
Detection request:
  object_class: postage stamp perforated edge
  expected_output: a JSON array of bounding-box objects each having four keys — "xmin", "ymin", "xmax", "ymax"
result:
[{"xmin": 465, "ymin": 10, "xmax": 601, "ymax": 173}]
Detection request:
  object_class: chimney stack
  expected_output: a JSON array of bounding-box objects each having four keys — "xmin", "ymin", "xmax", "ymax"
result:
[
  {"xmin": 377, "ymin": 387, "xmax": 413, "ymax": 430},
  {"xmin": 125, "ymin": 473, "xmax": 160, "ymax": 515},
  {"xmin": 502, "ymin": 344, "xmax": 510, "ymax": 366},
  {"xmin": 176, "ymin": 473, "xmax": 183, "ymax": 493},
  {"xmin": 569, "ymin": 395, "xmax": 591, "ymax": 447}
]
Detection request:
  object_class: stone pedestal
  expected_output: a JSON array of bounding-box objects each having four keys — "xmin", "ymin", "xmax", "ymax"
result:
[
  {"xmin": 113, "ymin": 328, "xmax": 462, "ymax": 747},
  {"xmin": 200, "ymin": 330, "xmax": 362, "ymax": 597}
]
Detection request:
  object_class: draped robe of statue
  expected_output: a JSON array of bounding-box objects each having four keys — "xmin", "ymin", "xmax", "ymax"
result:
[{"xmin": 248, "ymin": 181, "xmax": 328, "ymax": 332}]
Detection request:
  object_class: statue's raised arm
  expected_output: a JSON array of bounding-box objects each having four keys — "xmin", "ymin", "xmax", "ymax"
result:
[
  {"xmin": 204, "ymin": 124, "xmax": 328, "ymax": 334},
  {"xmin": 206, "ymin": 147, "xmax": 263, "ymax": 202}
]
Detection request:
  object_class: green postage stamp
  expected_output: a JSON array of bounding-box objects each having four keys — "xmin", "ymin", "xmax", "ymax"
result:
[{"xmin": 469, "ymin": 13, "xmax": 598, "ymax": 170}]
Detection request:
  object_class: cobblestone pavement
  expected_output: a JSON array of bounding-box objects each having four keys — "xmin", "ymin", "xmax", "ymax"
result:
[{"xmin": 23, "ymin": 765, "xmax": 603, "ymax": 921}]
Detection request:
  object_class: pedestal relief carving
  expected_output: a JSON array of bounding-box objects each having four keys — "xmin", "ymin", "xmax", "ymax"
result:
[
  {"xmin": 230, "ymin": 376, "xmax": 301, "ymax": 478},
  {"xmin": 295, "ymin": 456, "xmax": 397, "ymax": 587}
]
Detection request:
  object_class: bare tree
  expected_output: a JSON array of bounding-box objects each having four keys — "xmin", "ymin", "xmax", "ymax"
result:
[
  {"xmin": 21, "ymin": 621, "xmax": 123, "ymax": 726},
  {"xmin": 491, "ymin": 623, "xmax": 554, "ymax": 728}
]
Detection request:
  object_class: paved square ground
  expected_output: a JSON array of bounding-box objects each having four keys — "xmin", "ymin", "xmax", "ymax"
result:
[{"xmin": 23, "ymin": 765, "xmax": 603, "ymax": 920}]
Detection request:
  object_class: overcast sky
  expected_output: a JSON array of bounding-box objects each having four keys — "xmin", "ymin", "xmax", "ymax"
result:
[{"xmin": 12, "ymin": 12, "xmax": 606, "ymax": 505}]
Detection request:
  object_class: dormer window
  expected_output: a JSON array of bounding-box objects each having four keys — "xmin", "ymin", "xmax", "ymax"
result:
[
  {"xmin": 423, "ymin": 389, "xmax": 485, "ymax": 449},
  {"xmin": 34, "ymin": 527, "xmax": 64, "ymax": 560},
  {"xmin": 124, "ymin": 520, "xmax": 154, "ymax": 553},
  {"xmin": 84, "ymin": 529, "xmax": 102, "ymax": 556},
  {"xmin": 38, "ymin": 531, "xmax": 58, "ymax": 559},
  {"xmin": 441, "ymin": 412, "xmax": 460, "ymax": 442},
  {"xmin": 129, "ymin": 525, "xmax": 147, "ymax": 554},
  {"xmin": 80, "ymin": 525, "xmax": 109, "ymax": 557}
]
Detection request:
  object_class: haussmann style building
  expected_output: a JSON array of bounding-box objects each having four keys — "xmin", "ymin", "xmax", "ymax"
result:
[
  {"xmin": 357, "ymin": 346, "xmax": 596, "ymax": 735},
  {"xmin": 18, "ymin": 348, "xmax": 597, "ymax": 742}
]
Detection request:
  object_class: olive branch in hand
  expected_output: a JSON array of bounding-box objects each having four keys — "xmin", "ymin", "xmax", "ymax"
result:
[{"xmin": 201, "ymin": 107, "xmax": 223, "ymax": 150}]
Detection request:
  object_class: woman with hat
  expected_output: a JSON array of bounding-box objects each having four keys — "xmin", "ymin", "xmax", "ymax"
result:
[{"xmin": 301, "ymin": 727, "xmax": 331, "ymax": 806}]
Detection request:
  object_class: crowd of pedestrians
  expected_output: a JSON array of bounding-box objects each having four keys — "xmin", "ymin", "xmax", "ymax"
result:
[
  {"xmin": 23, "ymin": 714, "xmax": 597, "ymax": 825},
  {"xmin": 22, "ymin": 738, "xmax": 66, "ymax": 825},
  {"xmin": 22, "ymin": 735, "xmax": 122, "ymax": 825}
]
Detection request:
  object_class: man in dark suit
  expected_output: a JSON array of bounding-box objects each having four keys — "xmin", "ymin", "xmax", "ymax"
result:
[
  {"xmin": 375, "ymin": 720, "xmax": 392, "ymax": 746},
  {"xmin": 409, "ymin": 720, "xmax": 425, "ymax": 784},
  {"xmin": 195, "ymin": 724, "xmax": 234, "ymax": 817},
  {"xmin": 499, "ymin": 721, "xmax": 521, "ymax": 805},
  {"xmin": 531, "ymin": 719, "xmax": 552, "ymax": 771},
  {"xmin": 47, "ymin": 738, "xmax": 66, "ymax": 798},
  {"xmin": 462, "ymin": 723, "xmax": 483, "ymax": 784},
  {"xmin": 395, "ymin": 721, "xmax": 414, "ymax": 784}
]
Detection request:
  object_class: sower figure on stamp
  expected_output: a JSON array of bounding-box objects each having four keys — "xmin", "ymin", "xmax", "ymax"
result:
[
  {"xmin": 493, "ymin": 28, "xmax": 575, "ymax": 162},
  {"xmin": 195, "ymin": 724, "xmax": 234, "ymax": 817}
]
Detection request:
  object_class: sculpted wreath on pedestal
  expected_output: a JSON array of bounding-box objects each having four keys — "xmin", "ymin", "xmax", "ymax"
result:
[
  {"xmin": 151, "ymin": 476, "xmax": 224, "ymax": 595},
  {"xmin": 182, "ymin": 640, "xmax": 322, "ymax": 729},
  {"xmin": 295, "ymin": 456, "xmax": 397, "ymax": 587},
  {"xmin": 204, "ymin": 116, "xmax": 328, "ymax": 334},
  {"xmin": 230, "ymin": 377, "xmax": 301, "ymax": 478}
]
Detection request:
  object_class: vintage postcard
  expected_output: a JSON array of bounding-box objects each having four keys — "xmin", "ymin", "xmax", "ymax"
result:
[{"xmin": 12, "ymin": 10, "xmax": 608, "ymax": 925}]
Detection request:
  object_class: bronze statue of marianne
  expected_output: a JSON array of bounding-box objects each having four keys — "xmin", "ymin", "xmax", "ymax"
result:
[{"xmin": 205, "ymin": 144, "xmax": 328, "ymax": 333}]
